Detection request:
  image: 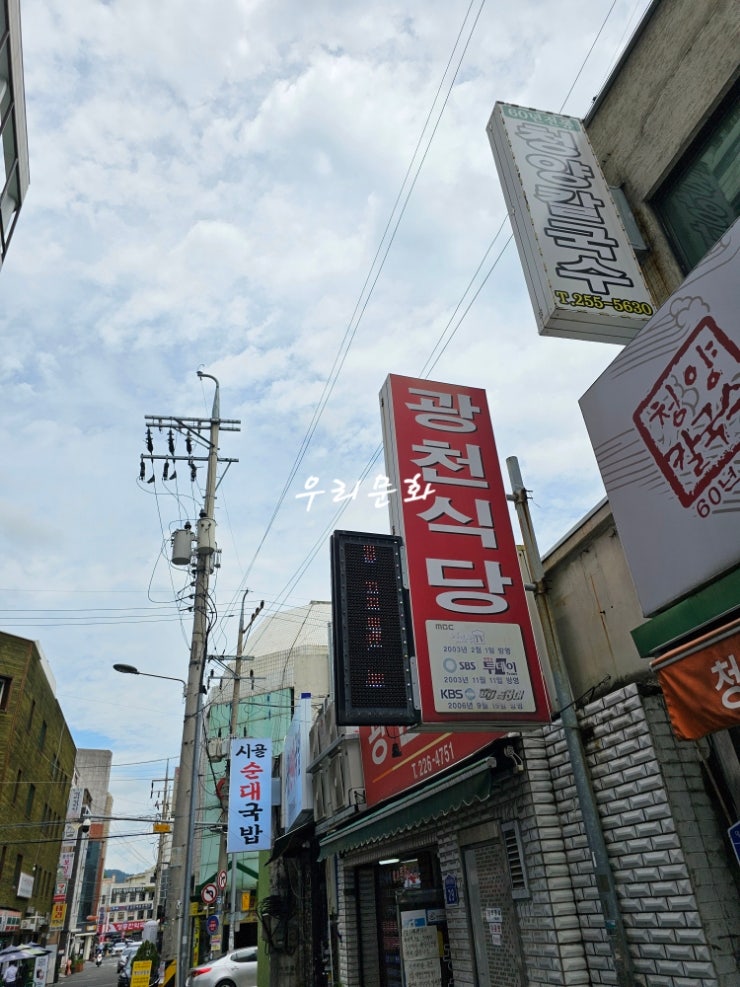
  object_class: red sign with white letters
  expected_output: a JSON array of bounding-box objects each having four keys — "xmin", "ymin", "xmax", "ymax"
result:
[
  {"xmin": 380, "ymin": 374, "xmax": 550, "ymax": 728},
  {"xmin": 359, "ymin": 724, "xmax": 499, "ymax": 806}
]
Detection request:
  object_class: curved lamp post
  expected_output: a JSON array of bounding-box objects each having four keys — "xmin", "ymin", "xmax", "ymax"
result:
[
  {"xmin": 113, "ymin": 663, "xmax": 187, "ymax": 698},
  {"xmin": 112, "ymin": 662, "xmax": 201, "ymax": 982}
]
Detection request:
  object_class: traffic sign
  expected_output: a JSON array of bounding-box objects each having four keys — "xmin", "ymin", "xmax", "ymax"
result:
[
  {"xmin": 201, "ymin": 883, "xmax": 217, "ymax": 906},
  {"xmin": 217, "ymin": 869, "xmax": 227, "ymax": 890}
]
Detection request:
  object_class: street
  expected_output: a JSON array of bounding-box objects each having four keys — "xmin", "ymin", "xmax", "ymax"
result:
[{"xmin": 58, "ymin": 957, "xmax": 118, "ymax": 987}]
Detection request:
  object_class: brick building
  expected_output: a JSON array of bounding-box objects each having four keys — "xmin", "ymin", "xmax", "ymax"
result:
[{"xmin": 0, "ymin": 632, "xmax": 75, "ymax": 944}]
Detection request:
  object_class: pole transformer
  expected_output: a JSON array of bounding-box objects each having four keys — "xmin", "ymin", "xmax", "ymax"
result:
[{"xmin": 141, "ymin": 372, "xmax": 240, "ymax": 987}]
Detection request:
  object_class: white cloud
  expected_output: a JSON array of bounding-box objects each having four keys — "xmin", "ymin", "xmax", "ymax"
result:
[{"xmin": 1, "ymin": 0, "xmax": 654, "ymax": 870}]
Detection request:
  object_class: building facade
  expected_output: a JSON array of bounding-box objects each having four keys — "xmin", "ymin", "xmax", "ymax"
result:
[
  {"xmin": 194, "ymin": 601, "xmax": 331, "ymax": 975},
  {"xmin": 99, "ymin": 870, "xmax": 157, "ymax": 942},
  {"xmin": 0, "ymin": 632, "xmax": 75, "ymax": 946},
  {"xmin": 305, "ymin": 2, "xmax": 740, "ymax": 985},
  {"xmin": 62, "ymin": 751, "xmax": 113, "ymax": 960},
  {"xmin": 0, "ymin": 0, "xmax": 30, "ymax": 268}
]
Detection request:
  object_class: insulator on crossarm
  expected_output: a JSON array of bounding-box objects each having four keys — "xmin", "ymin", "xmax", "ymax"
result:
[{"xmin": 139, "ymin": 459, "xmax": 146, "ymax": 480}]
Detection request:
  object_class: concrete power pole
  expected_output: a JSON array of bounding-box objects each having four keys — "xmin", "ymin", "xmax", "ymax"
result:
[
  {"xmin": 141, "ymin": 372, "xmax": 239, "ymax": 987},
  {"xmin": 213, "ymin": 596, "xmax": 264, "ymax": 954}
]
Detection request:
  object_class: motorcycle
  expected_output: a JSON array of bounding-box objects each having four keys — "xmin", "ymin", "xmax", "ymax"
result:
[{"xmin": 95, "ymin": 954, "xmax": 103, "ymax": 968}]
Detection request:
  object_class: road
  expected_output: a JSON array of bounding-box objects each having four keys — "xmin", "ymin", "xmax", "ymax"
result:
[{"xmin": 57, "ymin": 957, "xmax": 118, "ymax": 987}]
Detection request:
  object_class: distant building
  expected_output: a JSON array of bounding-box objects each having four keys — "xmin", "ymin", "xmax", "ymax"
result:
[
  {"xmin": 195, "ymin": 601, "xmax": 331, "ymax": 965},
  {"xmin": 0, "ymin": 0, "xmax": 30, "ymax": 268},
  {"xmin": 64, "ymin": 751, "xmax": 113, "ymax": 959},
  {"xmin": 99, "ymin": 871, "xmax": 156, "ymax": 942},
  {"xmin": 0, "ymin": 632, "xmax": 75, "ymax": 944}
]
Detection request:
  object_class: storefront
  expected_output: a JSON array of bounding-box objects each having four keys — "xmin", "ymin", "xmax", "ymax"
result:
[{"xmin": 318, "ymin": 749, "xmax": 527, "ymax": 987}]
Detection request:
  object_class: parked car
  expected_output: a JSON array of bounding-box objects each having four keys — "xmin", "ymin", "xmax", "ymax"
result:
[
  {"xmin": 111, "ymin": 942, "xmax": 127, "ymax": 957},
  {"xmin": 186, "ymin": 947, "xmax": 258, "ymax": 987},
  {"xmin": 117, "ymin": 943, "xmax": 140, "ymax": 973},
  {"xmin": 117, "ymin": 948, "xmax": 160, "ymax": 987}
]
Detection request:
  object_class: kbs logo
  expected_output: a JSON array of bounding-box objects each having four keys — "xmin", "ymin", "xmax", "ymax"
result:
[{"xmin": 440, "ymin": 689, "xmax": 463, "ymax": 699}]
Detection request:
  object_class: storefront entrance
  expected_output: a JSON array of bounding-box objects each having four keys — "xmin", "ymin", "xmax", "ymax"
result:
[
  {"xmin": 356, "ymin": 852, "xmax": 452, "ymax": 987},
  {"xmin": 462, "ymin": 834, "xmax": 526, "ymax": 986}
]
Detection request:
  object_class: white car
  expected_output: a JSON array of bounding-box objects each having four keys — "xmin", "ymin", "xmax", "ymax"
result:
[
  {"xmin": 186, "ymin": 948, "xmax": 258, "ymax": 987},
  {"xmin": 111, "ymin": 943, "xmax": 127, "ymax": 957}
]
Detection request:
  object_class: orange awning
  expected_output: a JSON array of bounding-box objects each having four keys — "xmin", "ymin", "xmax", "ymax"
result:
[{"xmin": 651, "ymin": 617, "xmax": 740, "ymax": 741}]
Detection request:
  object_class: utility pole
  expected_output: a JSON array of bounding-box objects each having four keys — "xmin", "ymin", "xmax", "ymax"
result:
[
  {"xmin": 55, "ymin": 808, "xmax": 91, "ymax": 982},
  {"xmin": 151, "ymin": 761, "xmax": 172, "ymax": 935},
  {"xmin": 141, "ymin": 372, "xmax": 239, "ymax": 987},
  {"xmin": 213, "ymin": 596, "xmax": 264, "ymax": 954},
  {"xmin": 506, "ymin": 457, "xmax": 635, "ymax": 987}
]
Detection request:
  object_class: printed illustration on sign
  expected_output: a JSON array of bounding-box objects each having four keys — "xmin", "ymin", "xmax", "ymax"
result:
[
  {"xmin": 633, "ymin": 316, "xmax": 740, "ymax": 511},
  {"xmin": 427, "ymin": 620, "xmax": 535, "ymax": 714}
]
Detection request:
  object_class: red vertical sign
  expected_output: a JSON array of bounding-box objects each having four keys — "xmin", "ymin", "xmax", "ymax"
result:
[{"xmin": 380, "ymin": 374, "xmax": 550, "ymax": 729}]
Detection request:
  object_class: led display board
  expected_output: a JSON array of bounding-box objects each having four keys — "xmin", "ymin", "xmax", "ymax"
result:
[{"xmin": 331, "ymin": 530, "xmax": 418, "ymax": 726}]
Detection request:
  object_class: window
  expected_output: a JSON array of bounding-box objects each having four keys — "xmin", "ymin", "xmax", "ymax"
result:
[
  {"xmin": 39, "ymin": 719, "xmax": 47, "ymax": 750},
  {"xmin": 0, "ymin": 676, "xmax": 10, "ymax": 711},
  {"xmin": 0, "ymin": 845, "xmax": 5, "ymax": 880},
  {"xmin": 12, "ymin": 768, "xmax": 21, "ymax": 804},
  {"xmin": 25, "ymin": 783, "xmax": 36, "ymax": 818},
  {"xmin": 28, "ymin": 698, "xmax": 35, "ymax": 729},
  {"xmin": 653, "ymin": 82, "xmax": 740, "ymax": 273}
]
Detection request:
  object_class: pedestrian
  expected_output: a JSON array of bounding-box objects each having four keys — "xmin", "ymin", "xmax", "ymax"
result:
[{"xmin": 4, "ymin": 963, "xmax": 18, "ymax": 987}]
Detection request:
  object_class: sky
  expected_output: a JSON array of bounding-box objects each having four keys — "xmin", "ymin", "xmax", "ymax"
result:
[{"xmin": 1, "ymin": 0, "xmax": 654, "ymax": 873}]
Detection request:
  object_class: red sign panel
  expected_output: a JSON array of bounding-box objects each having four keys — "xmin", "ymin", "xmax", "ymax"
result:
[
  {"xmin": 380, "ymin": 374, "xmax": 550, "ymax": 729},
  {"xmin": 360, "ymin": 723, "xmax": 499, "ymax": 806},
  {"xmin": 651, "ymin": 618, "xmax": 740, "ymax": 741}
]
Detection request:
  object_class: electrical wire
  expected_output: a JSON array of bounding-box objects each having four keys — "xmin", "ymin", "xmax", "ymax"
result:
[
  {"xmin": 223, "ymin": 0, "xmax": 636, "ymax": 626},
  {"xmin": 219, "ymin": 0, "xmax": 488, "ymax": 638}
]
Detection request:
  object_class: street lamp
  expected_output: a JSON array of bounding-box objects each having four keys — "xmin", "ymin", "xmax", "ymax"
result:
[
  {"xmin": 56, "ymin": 810, "xmax": 91, "ymax": 982},
  {"xmin": 113, "ymin": 663, "xmax": 187, "ymax": 698},
  {"xmin": 112, "ymin": 662, "xmax": 203, "ymax": 985}
]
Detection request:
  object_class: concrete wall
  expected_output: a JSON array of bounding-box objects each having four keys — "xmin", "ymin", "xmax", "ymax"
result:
[
  {"xmin": 542, "ymin": 501, "xmax": 648, "ymax": 701},
  {"xmin": 584, "ymin": 0, "xmax": 739, "ymax": 304},
  {"xmin": 544, "ymin": 683, "xmax": 740, "ymax": 986},
  {"xmin": 332, "ymin": 681, "xmax": 740, "ymax": 985}
]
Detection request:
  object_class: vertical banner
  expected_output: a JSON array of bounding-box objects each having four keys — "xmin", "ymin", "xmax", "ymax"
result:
[
  {"xmin": 487, "ymin": 102, "xmax": 653, "ymax": 343},
  {"xmin": 381, "ymin": 374, "xmax": 550, "ymax": 730},
  {"xmin": 227, "ymin": 738, "xmax": 272, "ymax": 853}
]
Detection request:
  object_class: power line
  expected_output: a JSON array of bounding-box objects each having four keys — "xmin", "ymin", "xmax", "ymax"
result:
[
  {"xmin": 221, "ymin": 0, "xmax": 488, "ymax": 634},
  {"xmin": 226, "ymin": 0, "xmax": 635, "ymax": 625}
]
